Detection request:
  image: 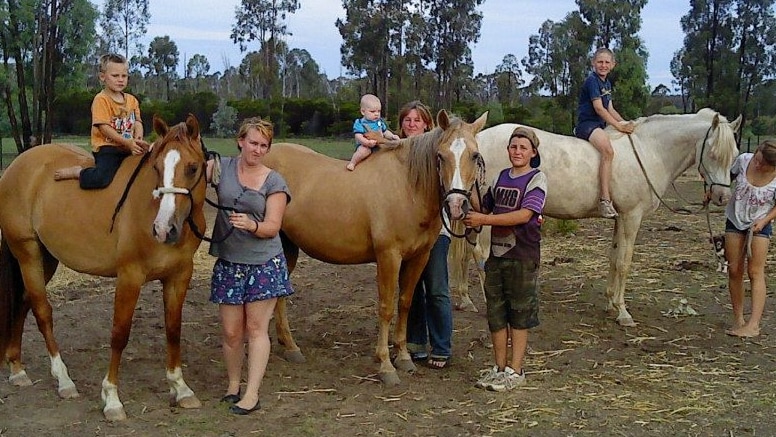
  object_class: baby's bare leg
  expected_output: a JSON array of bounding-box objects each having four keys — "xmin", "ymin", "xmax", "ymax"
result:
[
  {"xmin": 53, "ymin": 166, "xmax": 83, "ymax": 181},
  {"xmin": 347, "ymin": 146, "xmax": 372, "ymax": 171}
]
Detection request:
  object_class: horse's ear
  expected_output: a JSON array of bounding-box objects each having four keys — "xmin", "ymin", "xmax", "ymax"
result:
[
  {"xmin": 153, "ymin": 114, "xmax": 169, "ymax": 138},
  {"xmin": 437, "ymin": 110, "xmax": 451, "ymax": 130},
  {"xmin": 472, "ymin": 111, "xmax": 488, "ymax": 133},
  {"xmin": 712, "ymin": 113, "xmax": 720, "ymax": 129},
  {"xmin": 729, "ymin": 115, "xmax": 742, "ymax": 134},
  {"xmin": 185, "ymin": 113, "xmax": 200, "ymax": 139}
]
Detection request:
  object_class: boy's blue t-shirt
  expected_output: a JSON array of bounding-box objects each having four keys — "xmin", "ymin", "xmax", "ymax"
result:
[{"xmin": 577, "ymin": 72, "xmax": 612, "ymax": 124}]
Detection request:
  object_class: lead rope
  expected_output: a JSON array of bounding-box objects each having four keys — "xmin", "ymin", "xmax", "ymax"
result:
[{"xmin": 628, "ymin": 134, "xmax": 693, "ymax": 215}]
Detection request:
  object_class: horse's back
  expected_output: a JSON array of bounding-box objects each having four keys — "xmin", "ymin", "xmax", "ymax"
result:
[
  {"xmin": 0, "ymin": 144, "xmax": 148, "ymax": 273},
  {"xmin": 0, "ymin": 144, "xmax": 94, "ymax": 225},
  {"xmin": 263, "ymin": 142, "xmax": 431, "ymax": 264}
]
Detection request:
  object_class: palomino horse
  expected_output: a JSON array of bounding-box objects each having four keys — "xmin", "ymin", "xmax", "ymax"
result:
[
  {"xmin": 449, "ymin": 108, "xmax": 740, "ymax": 325},
  {"xmin": 0, "ymin": 115, "xmax": 206, "ymax": 421},
  {"xmin": 263, "ymin": 110, "xmax": 487, "ymax": 385}
]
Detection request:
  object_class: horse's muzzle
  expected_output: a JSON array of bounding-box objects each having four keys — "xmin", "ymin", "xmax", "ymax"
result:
[
  {"xmin": 153, "ymin": 222, "xmax": 181, "ymax": 244},
  {"xmin": 444, "ymin": 191, "xmax": 470, "ymax": 221},
  {"xmin": 709, "ymin": 186, "xmax": 730, "ymax": 207}
]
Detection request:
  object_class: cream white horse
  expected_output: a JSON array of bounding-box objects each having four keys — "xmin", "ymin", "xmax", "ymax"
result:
[{"xmin": 449, "ymin": 108, "xmax": 741, "ymax": 326}]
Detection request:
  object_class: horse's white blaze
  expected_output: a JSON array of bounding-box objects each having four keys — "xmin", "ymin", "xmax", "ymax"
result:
[
  {"xmin": 447, "ymin": 137, "xmax": 468, "ymax": 219},
  {"xmin": 101, "ymin": 375, "xmax": 124, "ymax": 414},
  {"xmin": 49, "ymin": 353, "xmax": 76, "ymax": 394},
  {"xmin": 154, "ymin": 150, "xmax": 182, "ymax": 241},
  {"xmin": 166, "ymin": 367, "xmax": 195, "ymax": 401}
]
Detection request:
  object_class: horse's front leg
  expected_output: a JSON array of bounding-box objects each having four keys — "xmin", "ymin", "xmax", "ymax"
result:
[
  {"xmin": 101, "ymin": 272, "xmax": 145, "ymax": 421},
  {"xmin": 606, "ymin": 213, "xmax": 642, "ymax": 327},
  {"xmin": 393, "ymin": 253, "xmax": 431, "ymax": 374},
  {"xmin": 161, "ymin": 268, "xmax": 201, "ymax": 410},
  {"xmin": 374, "ymin": 251, "xmax": 403, "ymax": 386}
]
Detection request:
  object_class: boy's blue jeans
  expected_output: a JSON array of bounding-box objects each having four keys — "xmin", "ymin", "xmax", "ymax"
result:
[{"xmin": 407, "ymin": 235, "xmax": 453, "ymax": 358}]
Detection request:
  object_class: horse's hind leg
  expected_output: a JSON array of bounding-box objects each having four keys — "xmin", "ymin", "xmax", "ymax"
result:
[
  {"xmin": 275, "ymin": 233, "xmax": 304, "ymax": 363},
  {"xmin": 13, "ymin": 245, "xmax": 77, "ymax": 398}
]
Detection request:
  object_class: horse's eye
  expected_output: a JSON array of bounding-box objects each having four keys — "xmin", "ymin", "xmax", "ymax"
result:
[
  {"xmin": 186, "ymin": 163, "xmax": 198, "ymax": 177},
  {"xmin": 473, "ymin": 152, "xmax": 482, "ymax": 162}
]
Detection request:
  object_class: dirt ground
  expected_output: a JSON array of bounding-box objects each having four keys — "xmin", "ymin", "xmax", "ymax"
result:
[{"xmin": 2, "ymin": 174, "xmax": 776, "ymax": 437}]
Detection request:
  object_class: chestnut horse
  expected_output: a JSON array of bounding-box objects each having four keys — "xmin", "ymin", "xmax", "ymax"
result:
[
  {"xmin": 449, "ymin": 109, "xmax": 741, "ymax": 325},
  {"xmin": 0, "ymin": 115, "xmax": 206, "ymax": 421},
  {"xmin": 263, "ymin": 110, "xmax": 487, "ymax": 385}
]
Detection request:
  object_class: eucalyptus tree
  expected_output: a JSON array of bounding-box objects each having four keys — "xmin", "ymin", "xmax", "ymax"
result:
[
  {"xmin": 0, "ymin": 0, "xmax": 97, "ymax": 151},
  {"xmin": 731, "ymin": 0, "xmax": 776, "ymax": 126},
  {"xmin": 186, "ymin": 54, "xmax": 211, "ymax": 93},
  {"xmin": 282, "ymin": 48, "xmax": 326, "ymax": 98},
  {"xmin": 494, "ymin": 54, "xmax": 523, "ymax": 107},
  {"xmin": 423, "ymin": 0, "xmax": 483, "ymax": 110},
  {"xmin": 677, "ymin": 0, "xmax": 736, "ymax": 111},
  {"xmin": 231, "ymin": 0, "xmax": 300, "ymax": 99},
  {"xmin": 238, "ymin": 51, "xmax": 264, "ymax": 100},
  {"xmin": 99, "ymin": 0, "xmax": 149, "ymax": 61},
  {"xmin": 337, "ymin": 0, "xmax": 408, "ymax": 109},
  {"xmin": 523, "ymin": 12, "xmax": 590, "ymax": 132},
  {"xmin": 523, "ymin": 20, "xmax": 566, "ymax": 97},
  {"xmin": 142, "ymin": 35, "xmax": 179, "ymax": 100}
]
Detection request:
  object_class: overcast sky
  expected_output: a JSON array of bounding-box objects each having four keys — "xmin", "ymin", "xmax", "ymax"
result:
[{"xmin": 145, "ymin": 0, "xmax": 685, "ymax": 90}]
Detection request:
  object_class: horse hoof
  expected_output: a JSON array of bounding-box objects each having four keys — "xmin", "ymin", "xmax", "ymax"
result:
[
  {"xmin": 58, "ymin": 385, "xmax": 79, "ymax": 399},
  {"xmin": 380, "ymin": 371, "xmax": 401, "ymax": 386},
  {"xmin": 104, "ymin": 406, "xmax": 127, "ymax": 421},
  {"xmin": 283, "ymin": 349, "xmax": 306, "ymax": 364},
  {"xmin": 176, "ymin": 395, "xmax": 202, "ymax": 409},
  {"xmin": 9, "ymin": 371, "xmax": 33, "ymax": 387},
  {"xmin": 456, "ymin": 300, "xmax": 479, "ymax": 313},
  {"xmin": 617, "ymin": 317, "xmax": 637, "ymax": 327},
  {"xmin": 393, "ymin": 357, "xmax": 416, "ymax": 373}
]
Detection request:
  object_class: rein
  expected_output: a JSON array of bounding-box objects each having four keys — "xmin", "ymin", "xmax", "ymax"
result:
[
  {"xmin": 110, "ymin": 152, "xmax": 153, "ymax": 232},
  {"xmin": 629, "ymin": 123, "xmax": 733, "ymax": 270},
  {"xmin": 108, "ymin": 146, "xmax": 233, "ymax": 244},
  {"xmin": 627, "ymin": 134, "xmax": 694, "ymax": 215}
]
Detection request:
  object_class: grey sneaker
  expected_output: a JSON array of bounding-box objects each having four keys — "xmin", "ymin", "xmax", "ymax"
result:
[
  {"xmin": 599, "ymin": 199, "xmax": 618, "ymax": 219},
  {"xmin": 474, "ymin": 366, "xmax": 499, "ymax": 390},
  {"xmin": 488, "ymin": 366, "xmax": 525, "ymax": 392}
]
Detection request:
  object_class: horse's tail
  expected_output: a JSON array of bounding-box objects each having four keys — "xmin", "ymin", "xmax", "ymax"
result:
[
  {"xmin": 448, "ymin": 233, "xmax": 469, "ymax": 304},
  {"xmin": 0, "ymin": 238, "xmax": 24, "ymax": 358}
]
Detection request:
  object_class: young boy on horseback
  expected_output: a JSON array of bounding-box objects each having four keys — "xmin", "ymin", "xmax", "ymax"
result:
[
  {"xmin": 574, "ymin": 47, "xmax": 634, "ymax": 218},
  {"xmin": 346, "ymin": 94, "xmax": 399, "ymax": 171},
  {"xmin": 54, "ymin": 53, "xmax": 150, "ymax": 188},
  {"xmin": 464, "ymin": 127, "xmax": 547, "ymax": 391}
]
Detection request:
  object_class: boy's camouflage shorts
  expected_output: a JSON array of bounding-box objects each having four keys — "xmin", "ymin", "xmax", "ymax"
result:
[{"xmin": 484, "ymin": 257, "xmax": 540, "ymax": 332}]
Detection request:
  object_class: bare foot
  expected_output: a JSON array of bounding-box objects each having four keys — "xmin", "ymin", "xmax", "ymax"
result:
[
  {"xmin": 346, "ymin": 163, "xmax": 355, "ymax": 171},
  {"xmin": 53, "ymin": 166, "xmax": 83, "ymax": 181},
  {"xmin": 725, "ymin": 326, "xmax": 760, "ymax": 338}
]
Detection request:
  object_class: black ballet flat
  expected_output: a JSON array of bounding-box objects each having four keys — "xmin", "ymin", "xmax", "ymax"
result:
[
  {"xmin": 229, "ymin": 401, "xmax": 261, "ymax": 415},
  {"xmin": 220, "ymin": 391, "xmax": 241, "ymax": 404}
]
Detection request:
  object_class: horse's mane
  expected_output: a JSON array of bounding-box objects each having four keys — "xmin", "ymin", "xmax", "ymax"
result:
[
  {"xmin": 152, "ymin": 122, "xmax": 198, "ymax": 157},
  {"xmin": 627, "ymin": 110, "xmax": 737, "ymax": 169},
  {"xmin": 709, "ymin": 114, "xmax": 737, "ymax": 169},
  {"xmin": 404, "ymin": 126, "xmax": 445, "ymax": 198}
]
